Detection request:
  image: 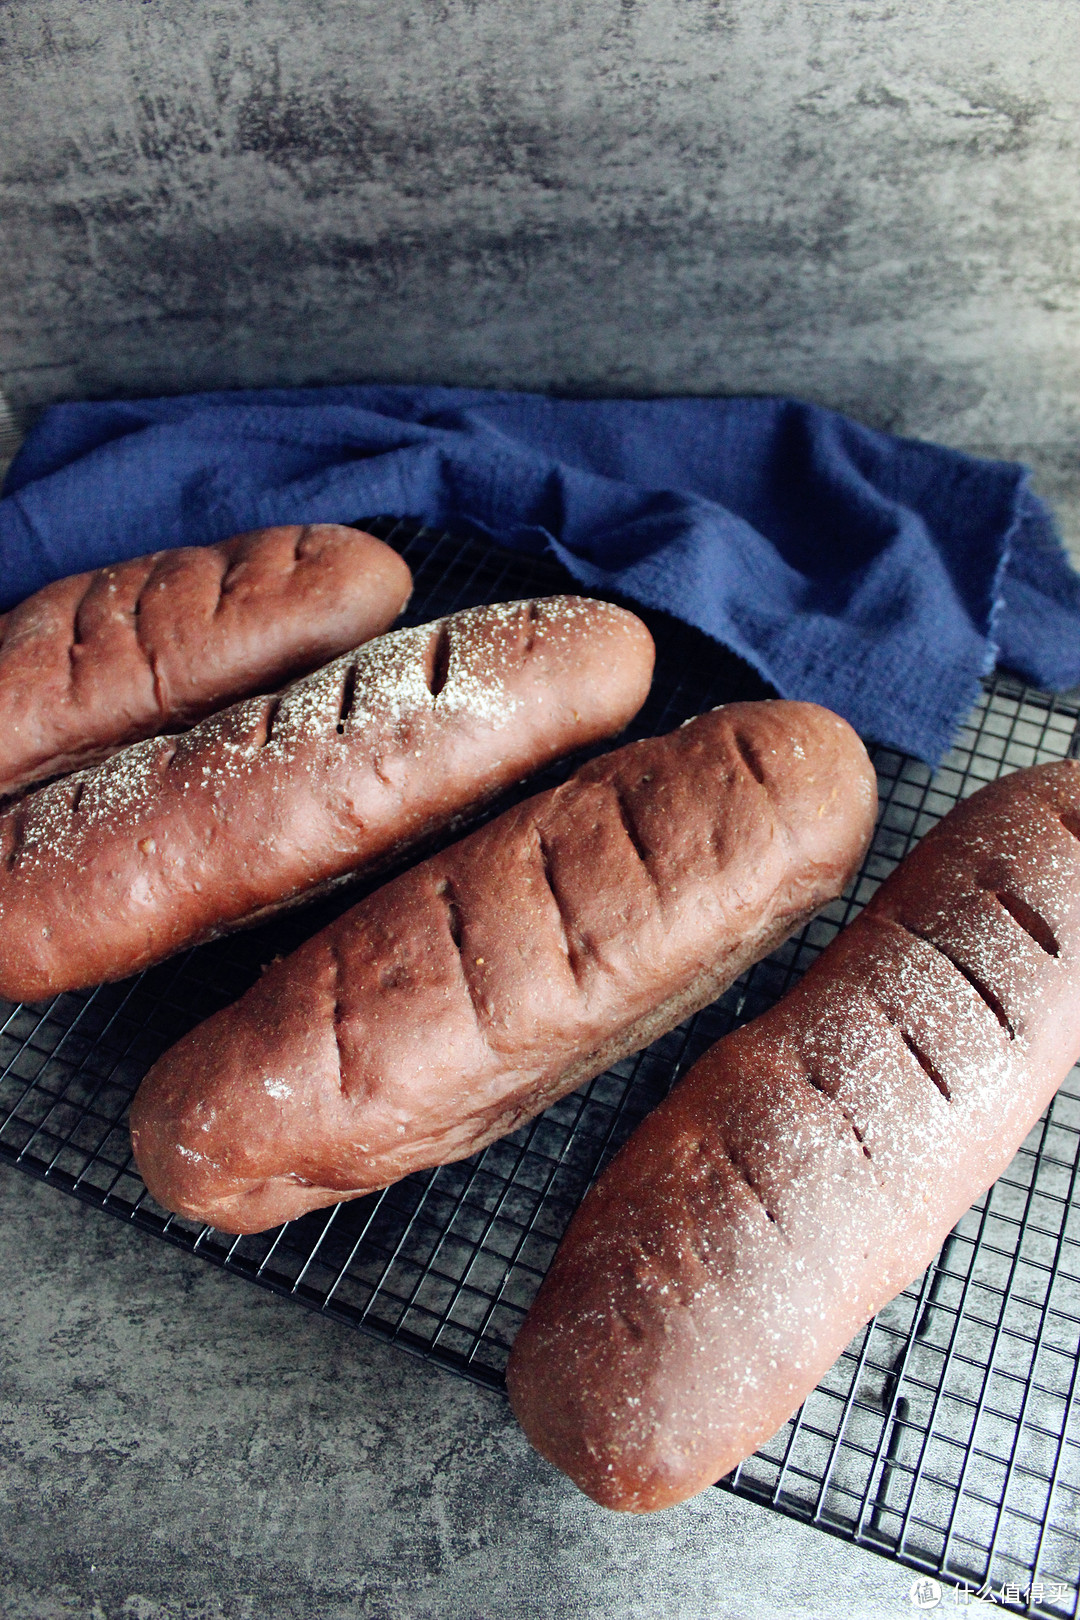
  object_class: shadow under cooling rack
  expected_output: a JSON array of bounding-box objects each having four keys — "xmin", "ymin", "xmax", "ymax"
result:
[{"xmin": 1, "ymin": 521, "xmax": 1079, "ymax": 1619}]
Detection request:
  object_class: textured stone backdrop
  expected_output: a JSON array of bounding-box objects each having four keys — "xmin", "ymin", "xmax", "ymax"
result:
[{"xmin": 1, "ymin": 0, "xmax": 1078, "ymax": 469}]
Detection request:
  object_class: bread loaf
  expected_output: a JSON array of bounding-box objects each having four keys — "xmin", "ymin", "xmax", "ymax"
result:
[
  {"xmin": 129, "ymin": 700, "xmax": 876, "ymax": 1234},
  {"xmin": 506, "ymin": 760, "xmax": 1080, "ymax": 1512},
  {"xmin": 0, "ymin": 524, "xmax": 412, "ymax": 798},
  {"xmin": 0, "ymin": 597, "xmax": 654, "ymax": 1002}
]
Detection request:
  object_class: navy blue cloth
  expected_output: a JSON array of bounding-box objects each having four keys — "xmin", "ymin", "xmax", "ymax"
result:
[{"xmin": 3, "ymin": 384, "xmax": 1078, "ymax": 764}]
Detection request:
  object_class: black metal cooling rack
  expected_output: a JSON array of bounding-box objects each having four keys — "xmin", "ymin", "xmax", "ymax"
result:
[{"xmin": 1, "ymin": 520, "xmax": 1078, "ymax": 1618}]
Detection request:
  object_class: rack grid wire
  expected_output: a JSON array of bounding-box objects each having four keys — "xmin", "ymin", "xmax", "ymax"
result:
[{"xmin": 1, "ymin": 520, "xmax": 1078, "ymax": 1617}]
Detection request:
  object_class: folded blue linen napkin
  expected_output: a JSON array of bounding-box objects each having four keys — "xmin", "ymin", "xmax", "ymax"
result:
[{"xmin": 3, "ymin": 385, "xmax": 1077, "ymax": 764}]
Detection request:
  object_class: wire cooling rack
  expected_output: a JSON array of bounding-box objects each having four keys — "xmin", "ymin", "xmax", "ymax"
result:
[{"xmin": 1, "ymin": 521, "xmax": 1078, "ymax": 1617}]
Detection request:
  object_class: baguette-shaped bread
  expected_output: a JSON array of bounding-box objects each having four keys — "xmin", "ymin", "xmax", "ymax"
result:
[
  {"xmin": 506, "ymin": 761, "xmax": 1080, "ymax": 1512},
  {"xmin": 0, "ymin": 524, "xmax": 412, "ymax": 798},
  {"xmin": 0, "ymin": 597, "xmax": 654, "ymax": 1002},
  {"xmin": 130, "ymin": 700, "xmax": 877, "ymax": 1234}
]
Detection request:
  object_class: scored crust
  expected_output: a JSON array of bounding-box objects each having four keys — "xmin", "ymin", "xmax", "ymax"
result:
[
  {"xmin": 506, "ymin": 760, "xmax": 1080, "ymax": 1512},
  {"xmin": 0, "ymin": 523, "xmax": 412, "ymax": 798},
  {"xmin": 0, "ymin": 596, "xmax": 655, "ymax": 1000},
  {"xmin": 130, "ymin": 699, "xmax": 878, "ymax": 1234}
]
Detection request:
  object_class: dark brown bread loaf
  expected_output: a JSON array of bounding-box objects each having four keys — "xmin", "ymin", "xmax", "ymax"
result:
[
  {"xmin": 506, "ymin": 761, "xmax": 1080, "ymax": 1512},
  {"xmin": 130, "ymin": 700, "xmax": 876, "ymax": 1234},
  {"xmin": 0, "ymin": 524, "xmax": 413, "ymax": 798},
  {"xmin": 0, "ymin": 597, "xmax": 654, "ymax": 1003}
]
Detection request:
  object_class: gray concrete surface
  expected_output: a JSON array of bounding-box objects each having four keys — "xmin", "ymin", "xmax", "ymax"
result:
[
  {"xmin": 1018, "ymin": 444, "xmax": 1080, "ymax": 567},
  {"xmin": 2, "ymin": 0, "xmax": 1079, "ymax": 466},
  {"xmin": 0, "ymin": 1160, "xmax": 924, "ymax": 1620}
]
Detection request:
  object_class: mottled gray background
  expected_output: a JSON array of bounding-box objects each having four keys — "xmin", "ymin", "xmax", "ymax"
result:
[
  {"xmin": 3, "ymin": 0, "xmax": 1079, "ymax": 536},
  {"xmin": 2, "ymin": 1, "xmax": 1078, "ymax": 469},
  {"xmin": 0, "ymin": 1162, "xmax": 922, "ymax": 1620}
]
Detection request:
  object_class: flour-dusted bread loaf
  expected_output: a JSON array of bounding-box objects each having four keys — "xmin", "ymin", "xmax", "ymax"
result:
[
  {"xmin": 129, "ymin": 700, "xmax": 877, "ymax": 1234},
  {"xmin": 0, "ymin": 524, "xmax": 413, "ymax": 798},
  {"xmin": 506, "ymin": 761, "xmax": 1080, "ymax": 1512},
  {"xmin": 0, "ymin": 597, "xmax": 653, "ymax": 1003}
]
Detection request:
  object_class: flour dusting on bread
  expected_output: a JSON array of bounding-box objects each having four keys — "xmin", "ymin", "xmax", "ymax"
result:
[{"xmin": 0, "ymin": 597, "xmax": 656, "ymax": 1000}]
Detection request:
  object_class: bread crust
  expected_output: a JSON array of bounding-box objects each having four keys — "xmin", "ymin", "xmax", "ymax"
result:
[
  {"xmin": 0, "ymin": 596, "xmax": 654, "ymax": 1001},
  {"xmin": 505, "ymin": 760, "xmax": 1080, "ymax": 1512},
  {"xmin": 0, "ymin": 524, "xmax": 412, "ymax": 798},
  {"xmin": 129, "ymin": 700, "xmax": 876, "ymax": 1234}
]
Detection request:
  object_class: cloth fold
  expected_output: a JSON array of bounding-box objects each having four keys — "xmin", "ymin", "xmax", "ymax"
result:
[{"xmin": 3, "ymin": 385, "xmax": 1078, "ymax": 763}]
